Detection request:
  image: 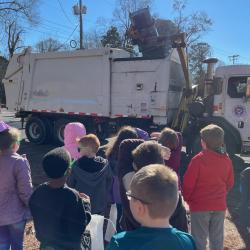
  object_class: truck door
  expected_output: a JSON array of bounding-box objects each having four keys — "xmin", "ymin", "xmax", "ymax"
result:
[{"xmin": 224, "ymin": 76, "xmax": 250, "ymax": 145}]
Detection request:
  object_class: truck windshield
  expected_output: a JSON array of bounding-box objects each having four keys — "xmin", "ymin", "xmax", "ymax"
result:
[{"xmin": 227, "ymin": 76, "xmax": 248, "ymax": 98}]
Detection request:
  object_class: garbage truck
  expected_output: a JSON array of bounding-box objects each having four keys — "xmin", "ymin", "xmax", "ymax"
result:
[
  {"xmin": 3, "ymin": 8, "xmax": 250, "ymax": 155},
  {"xmin": 3, "ymin": 46, "xmax": 186, "ymax": 144}
]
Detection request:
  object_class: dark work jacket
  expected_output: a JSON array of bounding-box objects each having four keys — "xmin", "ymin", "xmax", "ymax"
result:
[{"xmin": 67, "ymin": 156, "xmax": 112, "ymax": 215}]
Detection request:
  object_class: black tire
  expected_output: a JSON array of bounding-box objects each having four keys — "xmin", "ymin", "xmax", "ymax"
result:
[
  {"xmin": 224, "ymin": 131, "xmax": 238, "ymax": 156},
  {"xmin": 53, "ymin": 119, "xmax": 71, "ymax": 145},
  {"xmin": 25, "ymin": 116, "xmax": 50, "ymax": 144},
  {"xmin": 191, "ymin": 134, "xmax": 202, "ymax": 156}
]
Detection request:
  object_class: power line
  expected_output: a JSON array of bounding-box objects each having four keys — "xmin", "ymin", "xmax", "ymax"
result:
[
  {"xmin": 23, "ymin": 26, "xmax": 70, "ymax": 40},
  {"xmin": 39, "ymin": 23, "xmax": 73, "ymax": 34},
  {"xmin": 19, "ymin": 15, "xmax": 76, "ymax": 32},
  {"xmin": 212, "ymin": 46, "xmax": 250, "ymax": 63},
  {"xmin": 57, "ymin": 0, "xmax": 75, "ymax": 25},
  {"xmin": 42, "ymin": 18, "xmax": 74, "ymax": 30},
  {"xmin": 64, "ymin": 24, "xmax": 79, "ymax": 45}
]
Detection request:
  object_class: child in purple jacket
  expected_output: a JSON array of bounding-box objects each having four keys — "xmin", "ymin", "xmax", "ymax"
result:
[{"xmin": 0, "ymin": 121, "xmax": 33, "ymax": 250}]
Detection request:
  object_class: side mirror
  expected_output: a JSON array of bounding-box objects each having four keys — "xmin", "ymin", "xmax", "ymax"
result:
[{"xmin": 246, "ymin": 77, "xmax": 250, "ymax": 97}]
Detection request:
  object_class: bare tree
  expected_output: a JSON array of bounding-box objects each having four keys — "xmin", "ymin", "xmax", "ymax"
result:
[
  {"xmin": 5, "ymin": 20, "xmax": 23, "ymax": 57},
  {"xmin": 0, "ymin": 0, "xmax": 39, "ymax": 57},
  {"xmin": 113, "ymin": 0, "xmax": 153, "ymax": 48},
  {"xmin": 172, "ymin": 0, "xmax": 212, "ymax": 47},
  {"xmin": 189, "ymin": 42, "xmax": 211, "ymax": 85},
  {"xmin": 84, "ymin": 29, "xmax": 102, "ymax": 49},
  {"xmin": 35, "ymin": 38, "xmax": 67, "ymax": 53},
  {"xmin": 0, "ymin": 1, "xmax": 39, "ymax": 23},
  {"xmin": 171, "ymin": 0, "xmax": 213, "ymax": 85}
]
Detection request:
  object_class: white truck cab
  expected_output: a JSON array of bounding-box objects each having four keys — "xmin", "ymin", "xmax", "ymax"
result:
[{"xmin": 213, "ymin": 65, "xmax": 250, "ymax": 152}]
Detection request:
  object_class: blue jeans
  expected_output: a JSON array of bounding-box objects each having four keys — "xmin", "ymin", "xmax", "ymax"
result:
[{"xmin": 0, "ymin": 221, "xmax": 26, "ymax": 250}]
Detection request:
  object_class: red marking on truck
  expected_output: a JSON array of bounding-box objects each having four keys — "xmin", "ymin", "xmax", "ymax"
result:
[
  {"xmin": 213, "ymin": 105, "xmax": 219, "ymax": 111},
  {"xmin": 30, "ymin": 110, "xmax": 147, "ymax": 119},
  {"xmin": 214, "ymin": 103, "xmax": 223, "ymax": 112}
]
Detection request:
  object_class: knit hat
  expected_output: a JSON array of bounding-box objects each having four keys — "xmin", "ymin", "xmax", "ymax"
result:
[
  {"xmin": 43, "ymin": 147, "xmax": 71, "ymax": 179},
  {"xmin": 135, "ymin": 128, "xmax": 150, "ymax": 141},
  {"xmin": 64, "ymin": 122, "xmax": 86, "ymax": 160},
  {"xmin": 0, "ymin": 121, "xmax": 10, "ymax": 133}
]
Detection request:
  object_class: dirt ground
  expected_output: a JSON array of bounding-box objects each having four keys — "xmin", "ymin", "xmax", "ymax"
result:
[{"xmin": 18, "ymin": 139, "xmax": 250, "ymax": 250}]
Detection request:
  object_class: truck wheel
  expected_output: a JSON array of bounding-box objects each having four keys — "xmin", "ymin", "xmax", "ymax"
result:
[
  {"xmin": 54, "ymin": 119, "xmax": 70, "ymax": 145},
  {"xmin": 191, "ymin": 134, "xmax": 202, "ymax": 156},
  {"xmin": 25, "ymin": 117, "xmax": 50, "ymax": 144},
  {"xmin": 224, "ymin": 132, "xmax": 238, "ymax": 155}
]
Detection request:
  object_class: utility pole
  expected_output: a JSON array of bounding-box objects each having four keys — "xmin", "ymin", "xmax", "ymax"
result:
[
  {"xmin": 79, "ymin": 0, "xmax": 83, "ymax": 49},
  {"xmin": 229, "ymin": 54, "xmax": 239, "ymax": 64},
  {"xmin": 73, "ymin": 1, "xmax": 87, "ymax": 49}
]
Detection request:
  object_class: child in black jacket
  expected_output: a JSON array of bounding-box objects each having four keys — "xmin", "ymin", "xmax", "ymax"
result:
[{"xmin": 29, "ymin": 147, "xmax": 91, "ymax": 250}]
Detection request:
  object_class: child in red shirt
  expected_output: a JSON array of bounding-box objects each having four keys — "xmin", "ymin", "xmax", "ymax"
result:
[{"xmin": 183, "ymin": 124, "xmax": 234, "ymax": 250}]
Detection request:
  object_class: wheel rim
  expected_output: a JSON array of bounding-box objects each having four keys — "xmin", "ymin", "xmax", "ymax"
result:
[{"xmin": 29, "ymin": 123, "xmax": 42, "ymax": 139}]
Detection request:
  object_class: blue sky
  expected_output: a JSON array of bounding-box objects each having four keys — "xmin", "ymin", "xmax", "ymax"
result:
[{"xmin": 23, "ymin": 0, "xmax": 250, "ymax": 64}]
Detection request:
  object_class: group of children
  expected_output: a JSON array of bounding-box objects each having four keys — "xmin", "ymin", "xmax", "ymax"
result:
[{"xmin": 0, "ymin": 119, "xmax": 249, "ymax": 250}]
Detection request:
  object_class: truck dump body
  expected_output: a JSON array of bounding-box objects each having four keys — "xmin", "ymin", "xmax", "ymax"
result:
[
  {"xmin": 4, "ymin": 48, "xmax": 129, "ymax": 116},
  {"xmin": 3, "ymin": 47, "xmax": 184, "ymax": 145},
  {"xmin": 4, "ymin": 48, "xmax": 184, "ymax": 125}
]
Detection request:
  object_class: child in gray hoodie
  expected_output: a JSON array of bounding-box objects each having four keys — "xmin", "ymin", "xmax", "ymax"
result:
[{"xmin": 67, "ymin": 134, "xmax": 112, "ymax": 215}]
